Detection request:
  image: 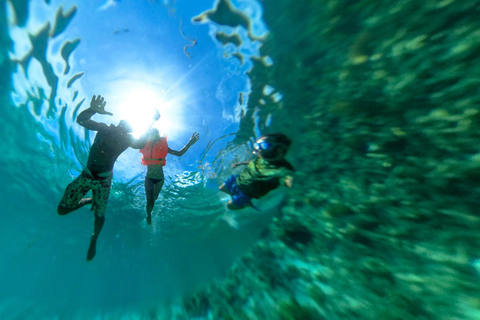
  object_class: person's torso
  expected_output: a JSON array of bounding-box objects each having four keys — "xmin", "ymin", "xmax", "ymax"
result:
[
  {"xmin": 140, "ymin": 138, "xmax": 168, "ymax": 166},
  {"xmin": 237, "ymin": 157, "xmax": 293, "ymax": 198},
  {"xmin": 146, "ymin": 164, "xmax": 164, "ymax": 179},
  {"xmin": 87, "ymin": 126, "xmax": 131, "ymax": 173}
]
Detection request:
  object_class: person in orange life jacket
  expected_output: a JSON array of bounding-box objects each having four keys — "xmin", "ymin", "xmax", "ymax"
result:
[
  {"xmin": 219, "ymin": 133, "xmax": 294, "ymax": 210},
  {"xmin": 57, "ymin": 95, "xmax": 160, "ymax": 261},
  {"xmin": 140, "ymin": 128, "xmax": 200, "ymax": 224}
]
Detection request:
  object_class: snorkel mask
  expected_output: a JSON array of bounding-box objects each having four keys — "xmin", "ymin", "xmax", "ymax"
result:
[{"xmin": 253, "ymin": 134, "xmax": 291, "ymax": 160}]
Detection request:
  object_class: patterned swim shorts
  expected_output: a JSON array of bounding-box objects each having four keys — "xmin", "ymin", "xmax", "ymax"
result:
[
  {"xmin": 224, "ymin": 174, "xmax": 252, "ymax": 208},
  {"xmin": 59, "ymin": 170, "xmax": 113, "ymax": 217}
]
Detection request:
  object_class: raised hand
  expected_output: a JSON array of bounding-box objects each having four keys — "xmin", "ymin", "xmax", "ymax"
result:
[
  {"xmin": 90, "ymin": 95, "xmax": 113, "ymax": 116},
  {"xmin": 189, "ymin": 132, "xmax": 200, "ymax": 145},
  {"xmin": 153, "ymin": 109, "xmax": 161, "ymax": 121}
]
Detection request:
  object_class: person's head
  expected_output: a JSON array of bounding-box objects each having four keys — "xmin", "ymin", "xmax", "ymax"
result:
[
  {"xmin": 253, "ymin": 133, "xmax": 292, "ymax": 161},
  {"xmin": 118, "ymin": 120, "xmax": 133, "ymax": 133},
  {"xmin": 148, "ymin": 128, "xmax": 161, "ymax": 142}
]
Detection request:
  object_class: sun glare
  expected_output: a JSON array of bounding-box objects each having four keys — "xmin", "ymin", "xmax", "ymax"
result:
[
  {"xmin": 117, "ymin": 88, "xmax": 163, "ymax": 137},
  {"xmin": 105, "ymin": 79, "xmax": 187, "ymax": 139}
]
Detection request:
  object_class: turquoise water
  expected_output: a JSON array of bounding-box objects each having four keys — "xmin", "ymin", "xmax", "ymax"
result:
[{"xmin": 2, "ymin": 0, "xmax": 480, "ymax": 319}]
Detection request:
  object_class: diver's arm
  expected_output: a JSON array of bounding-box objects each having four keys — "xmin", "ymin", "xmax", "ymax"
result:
[
  {"xmin": 231, "ymin": 161, "xmax": 250, "ymax": 168},
  {"xmin": 130, "ymin": 130, "xmax": 150, "ymax": 149},
  {"xmin": 77, "ymin": 95, "xmax": 112, "ymax": 131},
  {"xmin": 168, "ymin": 132, "xmax": 200, "ymax": 156}
]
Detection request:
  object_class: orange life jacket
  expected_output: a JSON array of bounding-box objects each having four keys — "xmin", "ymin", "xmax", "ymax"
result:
[{"xmin": 140, "ymin": 137, "xmax": 168, "ymax": 166}]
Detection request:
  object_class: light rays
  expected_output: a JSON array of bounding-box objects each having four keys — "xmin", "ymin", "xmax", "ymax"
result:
[{"xmin": 103, "ymin": 75, "xmax": 190, "ymax": 139}]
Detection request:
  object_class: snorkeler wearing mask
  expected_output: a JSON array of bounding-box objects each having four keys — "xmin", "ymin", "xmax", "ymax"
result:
[{"xmin": 219, "ymin": 133, "xmax": 295, "ymax": 210}]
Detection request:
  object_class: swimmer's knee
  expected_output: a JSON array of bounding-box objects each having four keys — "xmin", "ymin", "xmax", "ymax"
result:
[{"xmin": 57, "ymin": 205, "xmax": 70, "ymax": 215}]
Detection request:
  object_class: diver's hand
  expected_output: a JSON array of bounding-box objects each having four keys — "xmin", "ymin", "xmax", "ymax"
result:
[
  {"xmin": 188, "ymin": 132, "xmax": 200, "ymax": 145},
  {"xmin": 90, "ymin": 95, "xmax": 113, "ymax": 116},
  {"xmin": 153, "ymin": 109, "xmax": 160, "ymax": 121},
  {"xmin": 284, "ymin": 176, "xmax": 293, "ymax": 188}
]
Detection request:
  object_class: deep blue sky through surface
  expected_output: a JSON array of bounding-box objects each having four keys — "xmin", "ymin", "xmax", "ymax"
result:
[{"xmin": 8, "ymin": 0, "xmax": 267, "ymax": 182}]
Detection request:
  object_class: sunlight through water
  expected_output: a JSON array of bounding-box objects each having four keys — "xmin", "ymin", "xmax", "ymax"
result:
[{"xmin": 105, "ymin": 81, "xmax": 185, "ymax": 139}]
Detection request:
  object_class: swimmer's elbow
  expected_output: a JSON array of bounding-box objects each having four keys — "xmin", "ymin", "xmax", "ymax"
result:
[{"xmin": 168, "ymin": 149, "xmax": 182, "ymax": 157}]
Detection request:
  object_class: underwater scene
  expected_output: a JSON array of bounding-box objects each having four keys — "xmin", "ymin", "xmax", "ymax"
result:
[{"xmin": 1, "ymin": 0, "xmax": 480, "ymax": 319}]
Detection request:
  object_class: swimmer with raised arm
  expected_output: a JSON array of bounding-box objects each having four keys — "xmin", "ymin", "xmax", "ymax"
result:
[{"xmin": 57, "ymin": 95, "xmax": 160, "ymax": 261}]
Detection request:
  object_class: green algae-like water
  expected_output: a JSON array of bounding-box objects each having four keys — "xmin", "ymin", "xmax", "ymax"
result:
[{"xmin": 2, "ymin": 0, "xmax": 480, "ymax": 319}]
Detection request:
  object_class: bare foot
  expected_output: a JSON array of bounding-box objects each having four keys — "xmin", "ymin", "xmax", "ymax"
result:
[{"xmin": 86, "ymin": 236, "xmax": 96, "ymax": 261}]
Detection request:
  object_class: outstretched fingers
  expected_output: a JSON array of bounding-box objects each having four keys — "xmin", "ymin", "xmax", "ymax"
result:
[
  {"xmin": 90, "ymin": 95, "xmax": 113, "ymax": 116},
  {"xmin": 91, "ymin": 95, "xmax": 104, "ymax": 106},
  {"xmin": 191, "ymin": 132, "xmax": 200, "ymax": 143},
  {"xmin": 153, "ymin": 109, "xmax": 161, "ymax": 121}
]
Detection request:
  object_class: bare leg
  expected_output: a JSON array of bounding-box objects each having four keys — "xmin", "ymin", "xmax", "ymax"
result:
[
  {"xmin": 145, "ymin": 178, "xmax": 155, "ymax": 224},
  {"xmin": 86, "ymin": 176, "xmax": 111, "ymax": 261},
  {"xmin": 145, "ymin": 177, "xmax": 164, "ymax": 225},
  {"xmin": 87, "ymin": 215, "xmax": 105, "ymax": 261},
  {"xmin": 153, "ymin": 180, "xmax": 164, "ymax": 201},
  {"xmin": 219, "ymin": 183, "xmax": 231, "ymax": 195}
]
